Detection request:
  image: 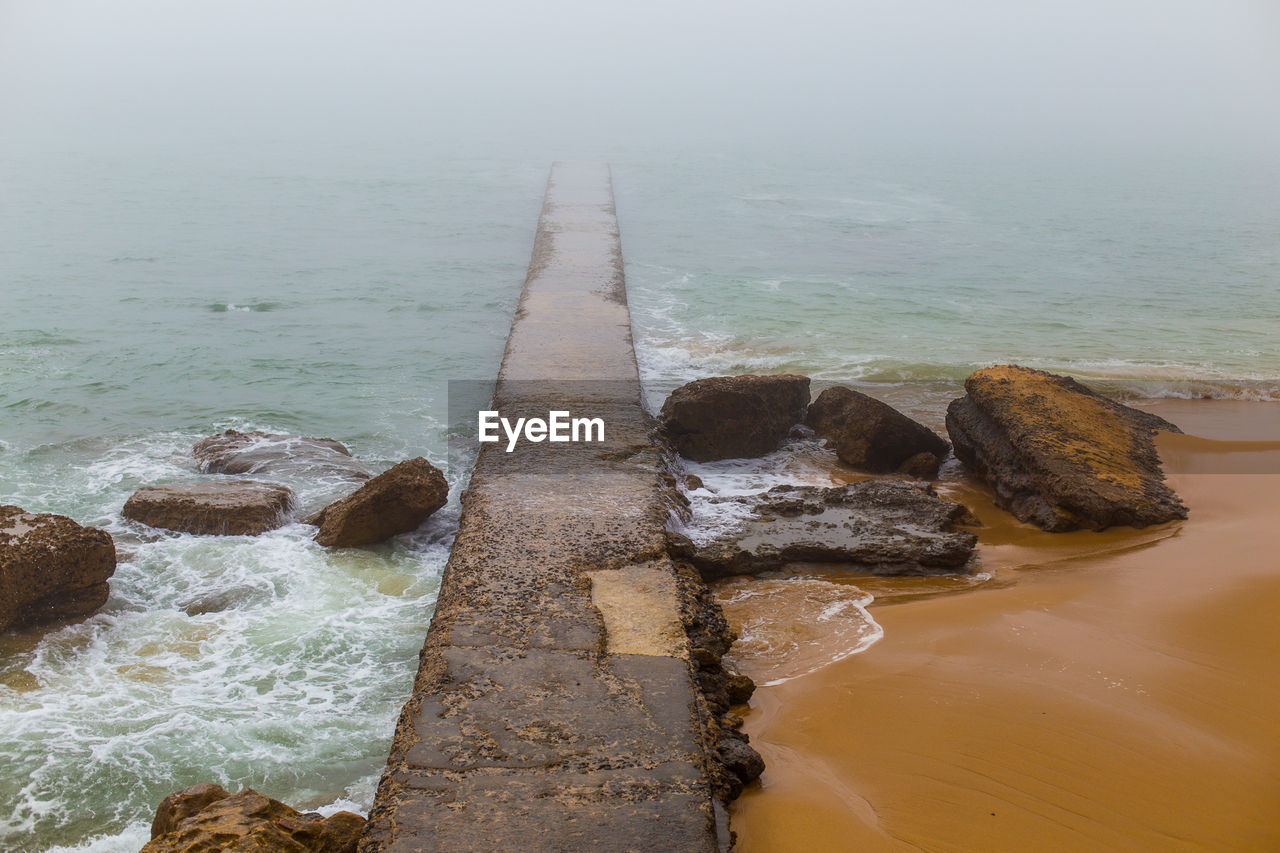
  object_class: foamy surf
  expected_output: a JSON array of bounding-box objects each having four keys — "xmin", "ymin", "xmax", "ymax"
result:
[
  {"xmin": 671, "ymin": 437, "xmax": 867, "ymax": 545},
  {"xmin": 714, "ymin": 577, "xmax": 884, "ymax": 687},
  {"xmin": 0, "ymin": 426, "xmax": 457, "ymax": 850},
  {"xmin": 669, "ymin": 440, "xmax": 893, "ymax": 685}
]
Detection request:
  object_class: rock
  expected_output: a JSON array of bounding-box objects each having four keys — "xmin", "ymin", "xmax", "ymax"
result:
[
  {"xmin": 718, "ymin": 732, "xmax": 766, "ymax": 798},
  {"xmin": 725, "ymin": 672, "xmax": 756, "ymax": 705},
  {"xmin": 805, "ymin": 385, "xmax": 950, "ymax": 477},
  {"xmin": 150, "ymin": 782, "xmax": 230, "ymax": 838},
  {"xmin": 897, "ymin": 450, "xmax": 944, "ymax": 479},
  {"xmin": 193, "ymin": 429, "xmax": 372, "ymax": 482},
  {"xmin": 0, "ymin": 506, "xmax": 117, "ymax": 632},
  {"xmin": 660, "ymin": 374, "xmax": 810, "ymax": 461},
  {"xmin": 177, "ymin": 586, "xmax": 271, "ymax": 616},
  {"xmin": 945, "ymin": 365, "xmax": 1188, "ymax": 531},
  {"xmin": 672, "ymin": 480, "xmax": 977, "ymax": 580},
  {"xmin": 143, "ymin": 785, "xmax": 365, "ymax": 853},
  {"xmin": 123, "ymin": 481, "xmax": 296, "ymax": 536},
  {"xmin": 310, "ymin": 457, "xmax": 448, "ymax": 547}
]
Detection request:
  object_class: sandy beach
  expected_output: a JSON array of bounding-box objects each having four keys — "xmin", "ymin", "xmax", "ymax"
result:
[{"xmin": 726, "ymin": 400, "xmax": 1280, "ymax": 852}]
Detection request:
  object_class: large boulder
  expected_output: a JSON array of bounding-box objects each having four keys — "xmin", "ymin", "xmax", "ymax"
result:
[
  {"xmin": 310, "ymin": 457, "xmax": 448, "ymax": 547},
  {"xmin": 123, "ymin": 481, "xmax": 296, "ymax": 536},
  {"xmin": 660, "ymin": 374, "xmax": 810, "ymax": 461},
  {"xmin": 0, "ymin": 506, "xmax": 116, "ymax": 632},
  {"xmin": 142, "ymin": 784, "xmax": 365, "ymax": 853},
  {"xmin": 671, "ymin": 480, "xmax": 977, "ymax": 580},
  {"xmin": 805, "ymin": 385, "xmax": 950, "ymax": 477},
  {"xmin": 945, "ymin": 365, "xmax": 1188, "ymax": 531},
  {"xmin": 193, "ymin": 429, "xmax": 372, "ymax": 482}
]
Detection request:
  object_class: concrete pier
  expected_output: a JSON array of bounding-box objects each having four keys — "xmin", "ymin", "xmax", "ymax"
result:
[{"xmin": 358, "ymin": 165, "xmax": 730, "ymax": 852}]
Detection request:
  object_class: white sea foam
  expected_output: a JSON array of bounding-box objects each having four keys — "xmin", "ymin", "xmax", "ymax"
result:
[
  {"xmin": 43, "ymin": 823, "xmax": 150, "ymax": 853},
  {"xmin": 715, "ymin": 577, "xmax": 884, "ymax": 686},
  {"xmin": 0, "ymin": 430, "xmax": 453, "ymax": 849},
  {"xmin": 672, "ymin": 437, "xmax": 851, "ymax": 545}
]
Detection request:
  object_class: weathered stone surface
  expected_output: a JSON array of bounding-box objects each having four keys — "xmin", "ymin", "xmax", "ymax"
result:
[
  {"xmin": 0, "ymin": 506, "xmax": 116, "ymax": 632},
  {"xmin": 310, "ymin": 457, "xmax": 447, "ymax": 547},
  {"xmin": 672, "ymin": 480, "xmax": 977, "ymax": 579},
  {"xmin": 123, "ymin": 481, "xmax": 296, "ymax": 536},
  {"xmin": 660, "ymin": 374, "xmax": 810, "ymax": 462},
  {"xmin": 946, "ymin": 365, "xmax": 1188, "ymax": 531},
  {"xmin": 142, "ymin": 785, "xmax": 365, "ymax": 853},
  {"xmin": 718, "ymin": 731, "xmax": 766, "ymax": 799},
  {"xmin": 193, "ymin": 429, "xmax": 372, "ymax": 481},
  {"xmin": 150, "ymin": 782, "xmax": 231, "ymax": 839},
  {"xmin": 806, "ymin": 385, "xmax": 950, "ymax": 477}
]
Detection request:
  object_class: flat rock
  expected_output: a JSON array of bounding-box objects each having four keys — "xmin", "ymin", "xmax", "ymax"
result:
[
  {"xmin": 193, "ymin": 429, "xmax": 372, "ymax": 482},
  {"xmin": 0, "ymin": 506, "xmax": 117, "ymax": 632},
  {"xmin": 143, "ymin": 784, "xmax": 365, "ymax": 853},
  {"xmin": 310, "ymin": 457, "xmax": 447, "ymax": 547},
  {"xmin": 660, "ymin": 374, "xmax": 810, "ymax": 461},
  {"xmin": 806, "ymin": 385, "xmax": 950, "ymax": 477},
  {"xmin": 672, "ymin": 480, "xmax": 977, "ymax": 579},
  {"xmin": 945, "ymin": 365, "xmax": 1188, "ymax": 531},
  {"xmin": 123, "ymin": 481, "xmax": 296, "ymax": 536}
]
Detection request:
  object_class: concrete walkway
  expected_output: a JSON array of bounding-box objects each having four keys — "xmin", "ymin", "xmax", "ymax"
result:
[{"xmin": 358, "ymin": 164, "xmax": 727, "ymax": 852}]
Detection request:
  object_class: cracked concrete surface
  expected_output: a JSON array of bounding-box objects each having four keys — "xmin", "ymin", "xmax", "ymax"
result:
[{"xmin": 358, "ymin": 164, "xmax": 727, "ymax": 853}]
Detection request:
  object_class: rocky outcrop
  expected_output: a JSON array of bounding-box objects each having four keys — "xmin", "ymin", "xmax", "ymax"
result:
[
  {"xmin": 0, "ymin": 506, "xmax": 116, "ymax": 631},
  {"xmin": 660, "ymin": 374, "xmax": 810, "ymax": 461},
  {"xmin": 123, "ymin": 482, "xmax": 296, "ymax": 536},
  {"xmin": 143, "ymin": 783, "xmax": 365, "ymax": 853},
  {"xmin": 806, "ymin": 385, "xmax": 950, "ymax": 478},
  {"xmin": 946, "ymin": 365, "xmax": 1188, "ymax": 531},
  {"xmin": 310, "ymin": 457, "xmax": 447, "ymax": 547},
  {"xmin": 193, "ymin": 429, "xmax": 372, "ymax": 482},
  {"xmin": 671, "ymin": 480, "xmax": 977, "ymax": 579},
  {"xmin": 671, "ymin": 561, "xmax": 763, "ymax": 801}
]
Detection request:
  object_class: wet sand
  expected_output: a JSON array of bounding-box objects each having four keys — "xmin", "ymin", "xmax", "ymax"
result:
[{"xmin": 726, "ymin": 399, "xmax": 1280, "ymax": 852}]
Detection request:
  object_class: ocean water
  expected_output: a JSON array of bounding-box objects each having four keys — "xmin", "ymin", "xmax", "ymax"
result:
[
  {"xmin": 2, "ymin": 144, "xmax": 1278, "ymax": 850},
  {"xmin": 0, "ymin": 149, "xmax": 545, "ymax": 850},
  {"xmin": 616, "ymin": 152, "xmax": 1280, "ymax": 419}
]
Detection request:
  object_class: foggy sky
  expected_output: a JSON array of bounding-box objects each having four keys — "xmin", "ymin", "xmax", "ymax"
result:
[{"xmin": 1, "ymin": 0, "xmax": 1277, "ymax": 160}]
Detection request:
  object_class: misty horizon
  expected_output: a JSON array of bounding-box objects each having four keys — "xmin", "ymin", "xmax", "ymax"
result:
[{"xmin": 2, "ymin": 0, "xmax": 1277, "ymax": 163}]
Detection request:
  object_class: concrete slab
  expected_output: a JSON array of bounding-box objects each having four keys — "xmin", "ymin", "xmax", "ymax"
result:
[{"xmin": 358, "ymin": 165, "xmax": 728, "ymax": 852}]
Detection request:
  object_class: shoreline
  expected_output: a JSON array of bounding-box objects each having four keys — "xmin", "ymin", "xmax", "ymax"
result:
[{"xmin": 726, "ymin": 398, "xmax": 1280, "ymax": 851}]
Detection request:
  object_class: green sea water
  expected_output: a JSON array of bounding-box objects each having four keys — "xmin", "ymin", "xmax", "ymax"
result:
[
  {"xmin": 616, "ymin": 151, "xmax": 1280, "ymax": 417},
  {"xmin": 2, "ymin": 143, "xmax": 1277, "ymax": 850}
]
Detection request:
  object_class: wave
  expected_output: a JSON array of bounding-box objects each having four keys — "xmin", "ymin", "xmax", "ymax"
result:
[
  {"xmin": 715, "ymin": 577, "xmax": 884, "ymax": 687},
  {"xmin": 635, "ymin": 335, "xmax": 1280, "ymax": 402},
  {"xmin": 205, "ymin": 302, "xmax": 285, "ymax": 313},
  {"xmin": 0, "ymin": 426, "xmax": 456, "ymax": 849}
]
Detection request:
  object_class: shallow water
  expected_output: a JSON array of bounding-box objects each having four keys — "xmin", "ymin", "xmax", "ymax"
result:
[{"xmin": 727, "ymin": 410, "xmax": 1280, "ymax": 852}]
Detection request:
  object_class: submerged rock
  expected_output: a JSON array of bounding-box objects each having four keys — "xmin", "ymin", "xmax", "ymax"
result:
[
  {"xmin": 672, "ymin": 480, "xmax": 977, "ymax": 579},
  {"xmin": 806, "ymin": 385, "xmax": 950, "ymax": 477},
  {"xmin": 193, "ymin": 429, "xmax": 372, "ymax": 482},
  {"xmin": 946, "ymin": 365, "xmax": 1188, "ymax": 531},
  {"xmin": 0, "ymin": 506, "xmax": 116, "ymax": 632},
  {"xmin": 123, "ymin": 481, "xmax": 296, "ymax": 536},
  {"xmin": 143, "ymin": 784, "xmax": 365, "ymax": 853},
  {"xmin": 310, "ymin": 457, "xmax": 448, "ymax": 547},
  {"xmin": 660, "ymin": 374, "xmax": 810, "ymax": 461}
]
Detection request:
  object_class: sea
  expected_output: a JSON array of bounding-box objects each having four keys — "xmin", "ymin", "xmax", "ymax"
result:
[{"xmin": 2, "ymin": 142, "xmax": 1277, "ymax": 850}]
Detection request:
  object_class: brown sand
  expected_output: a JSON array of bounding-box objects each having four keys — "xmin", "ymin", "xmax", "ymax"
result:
[{"xmin": 726, "ymin": 400, "xmax": 1280, "ymax": 852}]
